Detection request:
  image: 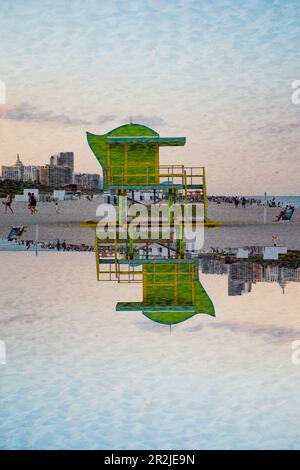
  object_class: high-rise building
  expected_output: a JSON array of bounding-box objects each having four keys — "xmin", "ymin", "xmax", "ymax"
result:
[
  {"xmin": 1, "ymin": 154, "xmax": 40, "ymax": 183},
  {"xmin": 39, "ymin": 164, "xmax": 73, "ymax": 187},
  {"xmin": 1, "ymin": 154, "xmax": 23, "ymax": 181},
  {"xmin": 1, "ymin": 153, "xmax": 76, "ymax": 186},
  {"xmin": 50, "ymin": 152, "xmax": 74, "ymax": 172},
  {"xmin": 23, "ymin": 165, "xmax": 40, "ymax": 183},
  {"xmin": 74, "ymin": 173, "xmax": 101, "ymax": 190},
  {"xmin": 2, "ymin": 165, "xmax": 21, "ymax": 181}
]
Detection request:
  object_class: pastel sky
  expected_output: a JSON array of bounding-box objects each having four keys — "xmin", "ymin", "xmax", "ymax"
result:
[{"xmin": 0, "ymin": 0, "xmax": 300, "ymax": 194}]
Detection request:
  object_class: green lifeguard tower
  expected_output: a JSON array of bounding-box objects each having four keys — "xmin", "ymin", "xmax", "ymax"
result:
[{"xmin": 83, "ymin": 122, "xmax": 215, "ymax": 324}]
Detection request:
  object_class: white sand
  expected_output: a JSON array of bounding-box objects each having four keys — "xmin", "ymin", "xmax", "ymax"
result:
[
  {"xmin": 0, "ymin": 197, "xmax": 101, "ymax": 245},
  {"xmin": 206, "ymin": 203, "xmax": 300, "ymax": 250},
  {"xmin": 0, "ymin": 253, "xmax": 300, "ymax": 449},
  {"xmin": 0, "ymin": 198, "xmax": 299, "ymax": 249}
]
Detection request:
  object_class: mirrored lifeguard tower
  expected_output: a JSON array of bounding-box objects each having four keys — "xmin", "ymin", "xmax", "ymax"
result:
[{"xmin": 83, "ymin": 123, "xmax": 215, "ymax": 324}]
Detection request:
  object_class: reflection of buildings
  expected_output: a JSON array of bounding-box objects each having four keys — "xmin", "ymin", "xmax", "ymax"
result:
[
  {"xmin": 252, "ymin": 263, "xmax": 263, "ymax": 282},
  {"xmin": 228, "ymin": 261, "xmax": 253, "ymax": 296},
  {"xmin": 200, "ymin": 257, "xmax": 300, "ymax": 296},
  {"xmin": 201, "ymin": 258, "xmax": 229, "ymax": 275}
]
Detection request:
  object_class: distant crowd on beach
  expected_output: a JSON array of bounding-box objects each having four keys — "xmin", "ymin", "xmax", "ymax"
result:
[
  {"xmin": 8, "ymin": 238, "xmax": 94, "ymax": 252},
  {"xmin": 208, "ymin": 196, "xmax": 260, "ymax": 207},
  {"xmin": 208, "ymin": 196, "xmax": 286, "ymax": 208}
]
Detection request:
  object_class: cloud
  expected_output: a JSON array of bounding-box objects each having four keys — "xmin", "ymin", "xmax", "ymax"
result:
[
  {"xmin": 123, "ymin": 115, "xmax": 166, "ymax": 128},
  {"xmin": 209, "ymin": 321, "xmax": 300, "ymax": 344},
  {"xmin": 0, "ymin": 104, "xmax": 166, "ymax": 131},
  {"xmin": 0, "ymin": 102, "xmax": 92, "ymax": 126},
  {"xmin": 0, "ymin": 104, "xmax": 165, "ymax": 128},
  {"xmin": 95, "ymin": 114, "xmax": 117, "ymax": 124},
  {"xmin": 0, "ymin": 104, "xmax": 124, "ymax": 127},
  {"xmin": 269, "ymin": 121, "xmax": 300, "ymax": 134},
  {"xmin": 250, "ymin": 120, "xmax": 300, "ymax": 135}
]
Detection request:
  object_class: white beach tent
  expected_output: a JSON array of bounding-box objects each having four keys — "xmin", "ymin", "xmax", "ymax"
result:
[{"xmin": 14, "ymin": 188, "xmax": 39, "ymax": 202}]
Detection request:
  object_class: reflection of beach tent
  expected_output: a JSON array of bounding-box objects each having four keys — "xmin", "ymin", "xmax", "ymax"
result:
[
  {"xmin": 236, "ymin": 247, "xmax": 249, "ymax": 259},
  {"xmin": 263, "ymin": 246, "xmax": 287, "ymax": 260}
]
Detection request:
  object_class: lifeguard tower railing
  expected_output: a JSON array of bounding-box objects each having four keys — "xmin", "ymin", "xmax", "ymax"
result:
[
  {"xmin": 95, "ymin": 239, "xmax": 199, "ymax": 285},
  {"xmin": 93, "ymin": 215, "xmax": 204, "ymax": 283},
  {"xmin": 105, "ymin": 164, "xmax": 205, "ymax": 189},
  {"xmin": 105, "ymin": 164, "xmax": 207, "ymax": 220}
]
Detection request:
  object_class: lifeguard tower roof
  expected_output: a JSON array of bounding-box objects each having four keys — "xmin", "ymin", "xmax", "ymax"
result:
[
  {"xmin": 87, "ymin": 123, "xmax": 186, "ymax": 189},
  {"xmin": 105, "ymin": 136, "xmax": 185, "ymax": 145}
]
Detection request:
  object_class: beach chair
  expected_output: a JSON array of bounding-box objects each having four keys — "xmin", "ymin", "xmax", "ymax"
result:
[
  {"xmin": 276, "ymin": 207, "xmax": 295, "ymax": 222},
  {"xmin": 281, "ymin": 207, "xmax": 295, "ymax": 221},
  {"xmin": 7, "ymin": 225, "xmax": 26, "ymax": 240}
]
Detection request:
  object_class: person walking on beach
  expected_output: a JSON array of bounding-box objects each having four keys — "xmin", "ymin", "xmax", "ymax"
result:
[
  {"xmin": 56, "ymin": 239, "xmax": 61, "ymax": 251},
  {"xmin": 242, "ymin": 197, "xmax": 246, "ymax": 208},
  {"xmin": 55, "ymin": 201, "xmax": 60, "ymax": 214},
  {"xmin": 272, "ymin": 235, "xmax": 278, "ymax": 246},
  {"xmin": 28, "ymin": 192, "xmax": 37, "ymax": 214},
  {"xmin": 3, "ymin": 194, "xmax": 13, "ymax": 214},
  {"xmin": 28, "ymin": 192, "xmax": 32, "ymax": 213},
  {"xmin": 30, "ymin": 193, "xmax": 37, "ymax": 214}
]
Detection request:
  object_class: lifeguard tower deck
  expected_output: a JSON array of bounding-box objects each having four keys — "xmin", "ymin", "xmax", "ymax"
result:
[{"xmin": 83, "ymin": 123, "xmax": 215, "ymax": 324}]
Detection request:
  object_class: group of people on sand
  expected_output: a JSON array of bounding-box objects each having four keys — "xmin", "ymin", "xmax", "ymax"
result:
[
  {"xmin": 3, "ymin": 192, "xmax": 37, "ymax": 214},
  {"xmin": 44, "ymin": 240, "xmax": 93, "ymax": 252},
  {"xmin": 28, "ymin": 192, "xmax": 37, "ymax": 214},
  {"xmin": 209, "ymin": 195, "xmax": 286, "ymax": 208},
  {"xmin": 2, "ymin": 192, "xmax": 62, "ymax": 215},
  {"xmin": 209, "ymin": 196, "xmax": 262, "ymax": 207},
  {"xmin": 2, "ymin": 192, "xmax": 38, "ymax": 215},
  {"xmin": 234, "ymin": 196, "xmax": 247, "ymax": 208}
]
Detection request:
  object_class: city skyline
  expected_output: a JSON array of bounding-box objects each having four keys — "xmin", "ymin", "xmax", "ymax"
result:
[
  {"xmin": 1, "ymin": 152, "xmax": 101, "ymax": 189},
  {"xmin": 1, "ymin": 1, "xmax": 300, "ymax": 194}
]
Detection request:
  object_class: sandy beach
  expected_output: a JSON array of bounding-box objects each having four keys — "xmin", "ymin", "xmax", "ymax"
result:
[
  {"xmin": 207, "ymin": 203, "xmax": 300, "ymax": 250},
  {"xmin": 1, "ymin": 197, "xmax": 299, "ymax": 250}
]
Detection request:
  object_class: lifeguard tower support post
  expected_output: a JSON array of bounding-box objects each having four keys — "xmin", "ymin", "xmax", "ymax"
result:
[{"xmin": 83, "ymin": 123, "xmax": 215, "ymax": 324}]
